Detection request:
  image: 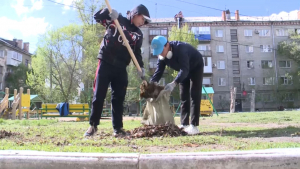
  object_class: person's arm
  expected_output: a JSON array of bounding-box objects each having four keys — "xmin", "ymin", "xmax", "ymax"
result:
[
  {"xmin": 150, "ymin": 59, "xmax": 166, "ymax": 83},
  {"xmin": 174, "ymin": 47, "xmax": 189, "ymax": 84},
  {"xmin": 94, "ymin": 8, "xmax": 117, "ymax": 27}
]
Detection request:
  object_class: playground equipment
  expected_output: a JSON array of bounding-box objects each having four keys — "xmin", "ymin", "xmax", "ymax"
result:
[
  {"xmin": 200, "ymin": 87, "xmax": 215, "ymax": 116},
  {"xmin": 173, "ymin": 86, "xmax": 218, "ymax": 117},
  {"xmin": 9, "ymin": 88, "xmax": 32, "ymax": 120},
  {"xmin": 0, "ymin": 88, "xmax": 9, "ymax": 119}
]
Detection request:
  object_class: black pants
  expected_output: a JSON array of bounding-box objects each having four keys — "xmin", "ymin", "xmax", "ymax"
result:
[
  {"xmin": 180, "ymin": 63, "xmax": 204, "ymax": 126},
  {"xmin": 90, "ymin": 61, "xmax": 128, "ymax": 129}
]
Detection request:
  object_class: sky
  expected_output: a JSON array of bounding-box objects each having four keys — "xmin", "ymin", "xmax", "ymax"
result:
[{"xmin": 0, "ymin": 0, "xmax": 299, "ymax": 53}]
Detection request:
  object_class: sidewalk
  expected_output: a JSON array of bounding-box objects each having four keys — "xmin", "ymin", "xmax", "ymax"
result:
[{"xmin": 1, "ymin": 148, "xmax": 300, "ymax": 169}]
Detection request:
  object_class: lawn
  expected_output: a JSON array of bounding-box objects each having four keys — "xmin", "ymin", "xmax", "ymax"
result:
[{"xmin": 1, "ymin": 111, "xmax": 300, "ymax": 153}]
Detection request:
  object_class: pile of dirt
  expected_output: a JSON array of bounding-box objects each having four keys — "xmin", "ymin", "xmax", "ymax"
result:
[
  {"xmin": 0, "ymin": 130, "xmax": 19, "ymax": 139},
  {"xmin": 131, "ymin": 124, "xmax": 187, "ymax": 138},
  {"xmin": 140, "ymin": 81, "xmax": 164, "ymax": 99}
]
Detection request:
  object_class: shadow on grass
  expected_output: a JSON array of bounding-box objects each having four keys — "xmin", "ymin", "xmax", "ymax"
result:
[{"xmin": 204, "ymin": 126, "xmax": 300, "ymax": 138}]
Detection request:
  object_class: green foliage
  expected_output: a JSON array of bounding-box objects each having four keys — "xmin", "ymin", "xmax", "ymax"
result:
[
  {"xmin": 27, "ymin": 24, "xmax": 83, "ymax": 102},
  {"xmin": 5, "ymin": 63, "xmax": 31, "ymax": 94},
  {"xmin": 277, "ymin": 32, "xmax": 300, "ymax": 64}
]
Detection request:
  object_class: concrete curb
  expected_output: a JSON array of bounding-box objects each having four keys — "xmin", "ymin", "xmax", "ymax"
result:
[{"xmin": 1, "ymin": 148, "xmax": 300, "ymax": 169}]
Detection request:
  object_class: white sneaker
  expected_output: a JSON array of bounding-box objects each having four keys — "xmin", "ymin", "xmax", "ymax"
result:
[
  {"xmin": 184, "ymin": 125, "xmax": 200, "ymax": 135},
  {"xmin": 178, "ymin": 124, "xmax": 188, "ymax": 129}
]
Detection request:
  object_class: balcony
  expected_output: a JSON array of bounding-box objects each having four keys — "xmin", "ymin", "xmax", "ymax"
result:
[
  {"xmin": 191, "ymin": 27, "xmax": 211, "ymax": 42},
  {"xmin": 194, "ymin": 34, "xmax": 211, "ymax": 41},
  {"xmin": 199, "ymin": 50, "xmax": 212, "ymax": 57}
]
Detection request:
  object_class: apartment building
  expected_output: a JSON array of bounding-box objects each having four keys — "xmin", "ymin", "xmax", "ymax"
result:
[
  {"xmin": 141, "ymin": 10, "xmax": 300, "ymax": 111},
  {"xmin": 0, "ymin": 38, "xmax": 32, "ymax": 91}
]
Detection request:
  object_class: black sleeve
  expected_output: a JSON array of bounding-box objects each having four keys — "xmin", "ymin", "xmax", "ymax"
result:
[
  {"xmin": 133, "ymin": 33, "xmax": 144, "ymax": 68},
  {"xmin": 94, "ymin": 8, "xmax": 116, "ymax": 27},
  {"xmin": 150, "ymin": 59, "xmax": 166, "ymax": 82},
  {"xmin": 174, "ymin": 46, "xmax": 189, "ymax": 83}
]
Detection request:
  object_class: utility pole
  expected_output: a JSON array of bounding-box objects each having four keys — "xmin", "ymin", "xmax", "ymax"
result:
[
  {"xmin": 250, "ymin": 89, "xmax": 255, "ymax": 112},
  {"xmin": 230, "ymin": 86, "xmax": 237, "ymax": 113},
  {"xmin": 50, "ymin": 51, "xmax": 52, "ymax": 102}
]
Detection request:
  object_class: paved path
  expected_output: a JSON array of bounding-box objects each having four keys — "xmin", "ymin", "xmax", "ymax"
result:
[{"xmin": 1, "ymin": 148, "xmax": 300, "ymax": 169}]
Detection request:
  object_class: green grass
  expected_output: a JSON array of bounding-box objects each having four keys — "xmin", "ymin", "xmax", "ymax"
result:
[{"xmin": 1, "ymin": 111, "xmax": 300, "ymax": 153}]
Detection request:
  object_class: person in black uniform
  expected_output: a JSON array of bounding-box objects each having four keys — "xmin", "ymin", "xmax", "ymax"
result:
[
  {"xmin": 84, "ymin": 5, "xmax": 151, "ymax": 137},
  {"xmin": 150, "ymin": 36, "xmax": 204, "ymax": 135}
]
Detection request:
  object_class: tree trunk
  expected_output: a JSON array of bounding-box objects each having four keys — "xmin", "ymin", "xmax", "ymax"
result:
[
  {"xmin": 250, "ymin": 89, "xmax": 255, "ymax": 112},
  {"xmin": 230, "ymin": 86, "xmax": 237, "ymax": 113}
]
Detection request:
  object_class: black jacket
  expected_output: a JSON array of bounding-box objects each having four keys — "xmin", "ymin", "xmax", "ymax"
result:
[
  {"xmin": 94, "ymin": 6, "xmax": 147, "ymax": 68},
  {"xmin": 151, "ymin": 41, "xmax": 204, "ymax": 83}
]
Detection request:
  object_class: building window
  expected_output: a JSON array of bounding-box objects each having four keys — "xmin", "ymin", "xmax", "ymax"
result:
[
  {"xmin": 263, "ymin": 77, "xmax": 275, "ymax": 85},
  {"xmin": 203, "ymin": 57, "xmax": 208, "ymax": 66},
  {"xmin": 0, "ymin": 66, "xmax": 3, "ymax": 74},
  {"xmin": 261, "ymin": 93, "xmax": 273, "ymax": 102},
  {"xmin": 231, "ymin": 45, "xmax": 239, "ymax": 58},
  {"xmin": 244, "ymin": 30, "xmax": 252, "ymax": 37},
  {"xmin": 259, "ymin": 30, "xmax": 270, "ymax": 36},
  {"xmin": 230, "ymin": 29, "xmax": 238, "ymax": 42},
  {"xmin": 276, "ymin": 29, "xmax": 288, "ymax": 36},
  {"xmin": 246, "ymin": 45, "xmax": 253, "ymax": 53},
  {"xmin": 0, "ymin": 50, "xmax": 4, "ymax": 58},
  {"xmin": 197, "ymin": 45, "xmax": 210, "ymax": 51},
  {"xmin": 247, "ymin": 60, "xmax": 254, "ymax": 69},
  {"xmin": 232, "ymin": 61, "xmax": 240, "ymax": 74},
  {"xmin": 215, "ymin": 30, "xmax": 223, "ymax": 37},
  {"xmin": 149, "ymin": 29, "xmax": 167, "ymax": 35},
  {"xmin": 248, "ymin": 77, "xmax": 256, "ymax": 85},
  {"xmin": 261, "ymin": 60, "xmax": 273, "ymax": 69},
  {"xmin": 216, "ymin": 45, "xmax": 224, "ymax": 53},
  {"xmin": 233, "ymin": 77, "xmax": 241, "ymax": 91},
  {"xmin": 217, "ymin": 61, "xmax": 225, "ymax": 69},
  {"xmin": 218, "ymin": 78, "xmax": 226, "ymax": 86},
  {"xmin": 191, "ymin": 27, "xmax": 210, "ymax": 34},
  {"xmin": 279, "ymin": 61, "xmax": 291, "ymax": 68},
  {"xmin": 280, "ymin": 76, "xmax": 292, "ymax": 85},
  {"xmin": 283, "ymin": 93, "xmax": 294, "ymax": 102},
  {"xmin": 160, "ymin": 30, "xmax": 167, "ymax": 35},
  {"xmin": 260, "ymin": 45, "xmax": 272, "ymax": 52}
]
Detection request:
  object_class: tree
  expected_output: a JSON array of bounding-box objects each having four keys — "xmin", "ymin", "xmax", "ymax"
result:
[
  {"xmin": 5, "ymin": 63, "xmax": 31, "ymax": 94},
  {"xmin": 166, "ymin": 24, "xmax": 199, "ymax": 101},
  {"xmin": 27, "ymin": 24, "xmax": 83, "ymax": 102},
  {"xmin": 277, "ymin": 31, "xmax": 300, "ymax": 64},
  {"xmin": 73, "ymin": 0, "xmax": 105, "ymax": 103},
  {"xmin": 277, "ymin": 31, "xmax": 300, "ymax": 108}
]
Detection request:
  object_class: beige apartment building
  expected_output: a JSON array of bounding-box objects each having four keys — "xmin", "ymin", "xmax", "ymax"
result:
[
  {"xmin": 141, "ymin": 10, "xmax": 300, "ymax": 112},
  {"xmin": 0, "ymin": 38, "xmax": 32, "ymax": 91}
]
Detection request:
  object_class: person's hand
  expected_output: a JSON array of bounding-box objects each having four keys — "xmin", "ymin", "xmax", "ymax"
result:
[
  {"xmin": 109, "ymin": 9, "xmax": 119, "ymax": 20},
  {"xmin": 164, "ymin": 82, "xmax": 176, "ymax": 92},
  {"xmin": 137, "ymin": 68, "xmax": 145, "ymax": 80}
]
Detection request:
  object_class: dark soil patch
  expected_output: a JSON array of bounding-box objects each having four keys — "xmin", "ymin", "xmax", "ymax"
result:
[
  {"xmin": 0, "ymin": 130, "xmax": 19, "ymax": 139},
  {"xmin": 130, "ymin": 124, "xmax": 187, "ymax": 138}
]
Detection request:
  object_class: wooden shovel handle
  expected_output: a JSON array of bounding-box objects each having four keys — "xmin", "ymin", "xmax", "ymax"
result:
[{"xmin": 104, "ymin": 0, "xmax": 142, "ymax": 72}]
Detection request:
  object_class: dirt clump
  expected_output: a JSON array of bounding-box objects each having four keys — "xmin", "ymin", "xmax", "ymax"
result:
[
  {"xmin": 140, "ymin": 81, "xmax": 164, "ymax": 99},
  {"xmin": 0, "ymin": 130, "xmax": 19, "ymax": 139},
  {"xmin": 131, "ymin": 124, "xmax": 187, "ymax": 138}
]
